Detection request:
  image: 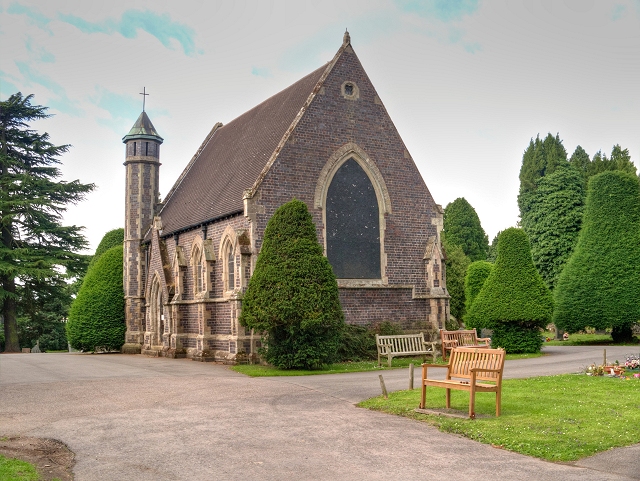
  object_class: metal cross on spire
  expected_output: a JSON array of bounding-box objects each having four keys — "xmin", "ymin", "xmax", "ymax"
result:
[{"xmin": 140, "ymin": 87, "xmax": 149, "ymax": 112}]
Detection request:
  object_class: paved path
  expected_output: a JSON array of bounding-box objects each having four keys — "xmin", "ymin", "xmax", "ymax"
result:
[{"xmin": 1, "ymin": 345, "xmax": 638, "ymax": 480}]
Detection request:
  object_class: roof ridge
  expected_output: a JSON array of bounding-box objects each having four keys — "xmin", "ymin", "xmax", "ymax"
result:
[{"xmin": 243, "ymin": 41, "xmax": 351, "ymax": 200}]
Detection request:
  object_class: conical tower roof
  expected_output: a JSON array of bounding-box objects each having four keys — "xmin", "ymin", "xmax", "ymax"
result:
[{"xmin": 122, "ymin": 111, "xmax": 164, "ymax": 143}]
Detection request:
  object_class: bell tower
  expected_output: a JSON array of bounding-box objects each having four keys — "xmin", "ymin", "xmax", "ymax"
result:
[{"xmin": 121, "ymin": 110, "xmax": 163, "ymax": 354}]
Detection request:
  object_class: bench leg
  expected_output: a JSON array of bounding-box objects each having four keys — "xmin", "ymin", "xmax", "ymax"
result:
[
  {"xmin": 387, "ymin": 354, "xmax": 392, "ymax": 368},
  {"xmin": 469, "ymin": 387, "xmax": 476, "ymax": 419},
  {"xmin": 419, "ymin": 364, "xmax": 427, "ymax": 409},
  {"xmin": 496, "ymin": 389, "xmax": 501, "ymax": 417}
]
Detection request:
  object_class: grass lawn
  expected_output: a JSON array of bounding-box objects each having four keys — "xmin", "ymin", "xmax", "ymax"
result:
[
  {"xmin": 359, "ymin": 374, "xmax": 640, "ymax": 461},
  {"xmin": 231, "ymin": 352, "xmax": 542, "ymax": 377},
  {"xmin": 543, "ymin": 331, "xmax": 640, "ymax": 346},
  {"xmin": 0, "ymin": 455, "xmax": 39, "ymax": 481}
]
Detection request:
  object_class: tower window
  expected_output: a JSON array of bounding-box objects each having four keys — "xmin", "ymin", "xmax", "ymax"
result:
[
  {"xmin": 133, "ymin": 142, "xmax": 136, "ymax": 156},
  {"xmin": 344, "ymin": 83, "xmax": 353, "ymax": 96},
  {"xmin": 145, "ymin": 142, "xmax": 149, "ymax": 156}
]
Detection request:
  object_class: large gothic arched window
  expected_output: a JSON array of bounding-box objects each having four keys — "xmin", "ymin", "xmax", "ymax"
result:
[{"xmin": 326, "ymin": 158, "xmax": 381, "ymax": 279}]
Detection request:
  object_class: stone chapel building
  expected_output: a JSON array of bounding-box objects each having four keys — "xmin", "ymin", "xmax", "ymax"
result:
[{"xmin": 122, "ymin": 32, "xmax": 449, "ymax": 360}]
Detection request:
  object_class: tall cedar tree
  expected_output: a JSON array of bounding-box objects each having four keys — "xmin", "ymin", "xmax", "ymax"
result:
[
  {"xmin": 466, "ymin": 228, "xmax": 553, "ymax": 353},
  {"xmin": 67, "ymin": 245, "xmax": 125, "ymax": 351},
  {"xmin": 463, "ymin": 260, "xmax": 493, "ymax": 326},
  {"xmin": 520, "ymin": 164, "xmax": 584, "ymax": 290},
  {"xmin": 553, "ymin": 171, "xmax": 640, "ymax": 343},
  {"xmin": 442, "ymin": 239, "xmax": 470, "ymax": 323},
  {"xmin": 239, "ymin": 199, "xmax": 345, "ymax": 369},
  {"xmin": 442, "ymin": 197, "xmax": 489, "ymax": 262},
  {"xmin": 1, "ymin": 93, "xmax": 94, "ymax": 352}
]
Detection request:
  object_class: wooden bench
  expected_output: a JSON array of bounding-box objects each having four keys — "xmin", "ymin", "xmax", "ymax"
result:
[
  {"xmin": 440, "ymin": 328, "xmax": 491, "ymax": 361},
  {"xmin": 375, "ymin": 333, "xmax": 437, "ymax": 367},
  {"xmin": 419, "ymin": 347, "xmax": 505, "ymax": 419}
]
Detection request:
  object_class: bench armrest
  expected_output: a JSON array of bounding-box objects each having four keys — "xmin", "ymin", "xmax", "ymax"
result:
[
  {"xmin": 442, "ymin": 340, "xmax": 458, "ymax": 347},
  {"xmin": 477, "ymin": 337, "xmax": 491, "ymax": 343},
  {"xmin": 469, "ymin": 367, "xmax": 502, "ymax": 373},
  {"xmin": 421, "ymin": 363, "xmax": 448, "ymax": 368}
]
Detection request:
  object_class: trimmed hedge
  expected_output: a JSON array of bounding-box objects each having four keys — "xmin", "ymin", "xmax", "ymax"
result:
[
  {"xmin": 553, "ymin": 171, "xmax": 640, "ymax": 342},
  {"xmin": 463, "ymin": 260, "xmax": 493, "ymax": 327},
  {"xmin": 466, "ymin": 228, "xmax": 552, "ymax": 352},
  {"xmin": 87, "ymin": 228, "xmax": 124, "ymax": 270},
  {"xmin": 239, "ymin": 199, "xmax": 345, "ymax": 369},
  {"xmin": 66, "ymin": 245, "xmax": 125, "ymax": 351}
]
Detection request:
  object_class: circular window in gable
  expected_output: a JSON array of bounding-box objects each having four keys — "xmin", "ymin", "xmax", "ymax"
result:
[{"xmin": 341, "ymin": 81, "xmax": 359, "ymax": 100}]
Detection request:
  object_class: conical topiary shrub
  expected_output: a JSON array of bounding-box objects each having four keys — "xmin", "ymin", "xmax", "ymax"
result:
[
  {"xmin": 66, "ymin": 245, "xmax": 125, "ymax": 351},
  {"xmin": 466, "ymin": 228, "xmax": 552, "ymax": 353},
  {"xmin": 463, "ymin": 260, "xmax": 493, "ymax": 327},
  {"xmin": 239, "ymin": 199, "xmax": 345, "ymax": 369},
  {"xmin": 553, "ymin": 171, "xmax": 640, "ymax": 343}
]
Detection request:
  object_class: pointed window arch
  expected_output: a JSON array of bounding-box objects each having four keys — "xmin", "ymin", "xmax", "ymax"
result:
[
  {"xmin": 315, "ymin": 144, "xmax": 391, "ymax": 281},
  {"xmin": 223, "ymin": 239, "xmax": 235, "ymax": 293},
  {"xmin": 327, "ymin": 158, "xmax": 380, "ymax": 278}
]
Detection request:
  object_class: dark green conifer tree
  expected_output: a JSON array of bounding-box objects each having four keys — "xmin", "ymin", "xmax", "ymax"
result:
[
  {"xmin": 520, "ymin": 164, "xmax": 584, "ymax": 290},
  {"xmin": 518, "ymin": 133, "xmax": 568, "ymax": 219},
  {"xmin": 1, "ymin": 93, "xmax": 94, "ymax": 352},
  {"xmin": 240, "ymin": 199, "xmax": 345, "ymax": 369},
  {"xmin": 442, "ymin": 197, "xmax": 488, "ymax": 262},
  {"xmin": 553, "ymin": 171, "xmax": 640, "ymax": 343},
  {"xmin": 442, "ymin": 240, "xmax": 470, "ymax": 323},
  {"xmin": 466, "ymin": 228, "xmax": 552, "ymax": 353},
  {"xmin": 568, "ymin": 145, "xmax": 590, "ymax": 187}
]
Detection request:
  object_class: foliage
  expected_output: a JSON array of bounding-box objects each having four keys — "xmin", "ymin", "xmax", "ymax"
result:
[
  {"xmin": 463, "ymin": 261, "xmax": 493, "ymax": 326},
  {"xmin": 519, "ymin": 164, "xmax": 585, "ymax": 290},
  {"xmin": 16, "ymin": 275, "xmax": 73, "ymax": 351},
  {"xmin": 359, "ymin": 374, "xmax": 640, "ymax": 462},
  {"xmin": 66, "ymin": 245, "xmax": 125, "ymax": 351},
  {"xmin": 442, "ymin": 198, "xmax": 488, "ymax": 261},
  {"xmin": 568, "ymin": 145, "xmax": 591, "ymax": 186},
  {"xmin": 87, "ymin": 228, "xmax": 124, "ymax": 271},
  {"xmin": 518, "ymin": 133, "xmax": 567, "ymax": 199},
  {"xmin": 486, "ymin": 231, "xmax": 501, "ymax": 262},
  {"xmin": 442, "ymin": 240, "xmax": 470, "ymax": 321},
  {"xmin": 490, "ymin": 323, "xmax": 543, "ymax": 353},
  {"xmin": 465, "ymin": 228, "xmax": 553, "ymax": 352},
  {"xmin": 239, "ymin": 199, "xmax": 345, "ymax": 369},
  {"xmin": 336, "ymin": 320, "xmax": 404, "ymax": 362},
  {"xmin": 0, "ymin": 93, "xmax": 94, "ymax": 352},
  {"xmin": 553, "ymin": 171, "xmax": 640, "ymax": 342}
]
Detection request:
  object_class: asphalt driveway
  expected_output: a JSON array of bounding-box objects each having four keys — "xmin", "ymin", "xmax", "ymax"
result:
[{"xmin": 1, "ymin": 345, "xmax": 638, "ymax": 480}]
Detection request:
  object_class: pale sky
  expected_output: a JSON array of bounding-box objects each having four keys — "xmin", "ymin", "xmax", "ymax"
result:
[{"xmin": 1, "ymin": 0, "xmax": 639, "ymax": 252}]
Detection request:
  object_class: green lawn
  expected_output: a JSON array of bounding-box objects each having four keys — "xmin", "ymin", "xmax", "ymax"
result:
[
  {"xmin": 543, "ymin": 331, "xmax": 640, "ymax": 346},
  {"xmin": 231, "ymin": 352, "xmax": 542, "ymax": 377},
  {"xmin": 359, "ymin": 374, "xmax": 640, "ymax": 461},
  {"xmin": 0, "ymin": 455, "xmax": 39, "ymax": 481}
]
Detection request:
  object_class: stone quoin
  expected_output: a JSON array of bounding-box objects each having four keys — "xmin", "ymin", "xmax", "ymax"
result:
[{"xmin": 122, "ymin": 32, "xmax": 450, "ymax": 361}]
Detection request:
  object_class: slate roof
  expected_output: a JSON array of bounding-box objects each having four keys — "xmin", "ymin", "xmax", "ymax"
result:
[{"xmin": 155, "ymin": 61, "xmax": 333, "ymax": 237}]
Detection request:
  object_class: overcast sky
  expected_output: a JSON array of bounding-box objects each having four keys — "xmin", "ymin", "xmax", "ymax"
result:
[{"xmin": 2, "ymin": 0, "xmax": 639, "ymax": 252}]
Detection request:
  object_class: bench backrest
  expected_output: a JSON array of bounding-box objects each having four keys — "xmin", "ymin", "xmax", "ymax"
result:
[
  {"xmin": 376, "ymin": 333, "xmax": 426, "ymax": 354},
  {"xmin": 440, "ymin": 329, "xmax": 481, "ymax": 347},
  {"xmin": 447, "ymin": 347, "xmax": 505, "ymax": 382}
]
